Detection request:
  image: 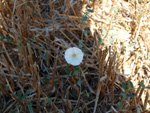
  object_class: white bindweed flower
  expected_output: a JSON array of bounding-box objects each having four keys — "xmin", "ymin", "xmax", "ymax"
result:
[{"xmin": 65, "ymin": 47, "xmax": 84, "ymax": 66}]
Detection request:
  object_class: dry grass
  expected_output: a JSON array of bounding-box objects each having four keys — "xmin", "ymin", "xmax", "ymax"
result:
[{"xmin": 0, "ymin": 0, "xmax": 150, "ymax": 113}]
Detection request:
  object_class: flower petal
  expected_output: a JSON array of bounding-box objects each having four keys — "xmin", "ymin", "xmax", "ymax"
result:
[
  {"xmin": 70, "ymin": 58, "xmax": 80, "ymax": 66},
  {"xmin": 65, "ymin": 54, "xmax": 73, "ymax": 64},
  {"xmin": 65, "ymin": 48, "xmax": 73, "ymax": 56},
  {"xmin": 64, "ymin": 47, "xmax": 84, "ymax": 66}
]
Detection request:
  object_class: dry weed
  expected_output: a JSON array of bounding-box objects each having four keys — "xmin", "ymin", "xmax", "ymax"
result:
[{"xmin": 0, "ymin": 0, "xmax": 150, "ymax": 112}]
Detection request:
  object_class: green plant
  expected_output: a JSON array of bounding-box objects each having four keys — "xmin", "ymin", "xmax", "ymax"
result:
[{"xmin": 115, "ymin": 81, "xmax": 150, "ymax": 111}]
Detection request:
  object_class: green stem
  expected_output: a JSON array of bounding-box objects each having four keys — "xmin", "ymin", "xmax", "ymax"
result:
[{"xmin": 73, "ymin": 67, "xmax": 82, "ymax": 113}]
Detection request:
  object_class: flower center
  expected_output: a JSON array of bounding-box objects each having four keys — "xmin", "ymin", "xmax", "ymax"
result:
[{"xmin": 72, "ymin": 53, "xmax": 77, "ymax": 58}]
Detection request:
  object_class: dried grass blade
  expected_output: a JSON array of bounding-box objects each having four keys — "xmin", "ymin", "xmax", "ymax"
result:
[
  {"xmin": 0, "ymin": 83, "xmax": 10, "ymax": 96},
  {"xmin": 56, "ymin": 73, "xmax": 65, "ymax": 110},
  {"xmin": 93, "ymin": 82, "xmax": 101, "ymax": 113},
  {"xmin": 50, "ymin": 57, "xmax": 57, "ymax": 90},
  {"xmin": 143, "ymin": 90, "xmax": 149, "ymax": 110},
  {"xmin": 83, "ymin": 73, "xmax": 95, "ymax": 94},
  {"xmin": 137, "ymin": 88, "xmax": 144, "ymax": 103}
]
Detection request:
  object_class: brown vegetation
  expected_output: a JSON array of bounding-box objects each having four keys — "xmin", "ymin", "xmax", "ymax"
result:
[{"xmin": 0, "ymin": 0, "xmax": 150, "ymax": 112}]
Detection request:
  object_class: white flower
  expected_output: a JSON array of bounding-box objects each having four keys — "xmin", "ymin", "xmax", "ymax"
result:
[{"xmin": 65, "ymin": 47, "xmax": 84, "ymax": 66}]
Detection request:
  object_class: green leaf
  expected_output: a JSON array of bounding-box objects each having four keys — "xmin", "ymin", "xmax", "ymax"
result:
[
  {"xmin": 127, "ymin": 94, "xmax": 134, "ymax": 98},
  {"xmin": 128, "ymin": 81, "xmax": 133, "ymax": 89},
  {"xmin": 65, "ymin": 67, "xmax": 72, "ymax": 75},
  {"xmin": 134, "ymin": 51, "xmax": 142, "ymax": 57},
  {"xmin": 22, "ymin": 89, "xmax": 33, "ymax": 99},
  {"xmin": 110, "ymin": 26, "xmax": 114, "ymax": 30},
  {"xmin": 39, "ymin": 51, "xmax": 48, "ymax": 60},
  {"xmin": 79, "ymin": 40, "xmax": 84, "ymax": 43},
  {"xmin": 12, "ymin": 91, "xmax": 17, "ymax": 95},
  {"xmin": 43, "ymin": 73, "xmax": 51, "ymax": 83},
  {"xmin": 6, "ymin": 36, "xmax": 12, "ymax": 43},
  {"xmin": 0, "ymin": 51, "xmax": 6, "ymax": 54},
  {"xmin": 83, "ymin": 30, "xmax": 90, "ymax": 34},
  {"xmin": 65, "ymin": 68, "xmax": 70, "ymax": 75},
  {"xmin": 113, "ymin": 8, "xmax": 119, "ymax": 15},
  {"xmin": 74, "ymin": 109, "xmax": 78, "ymax": 113},
  {"xmin": 5, "ymin": 84, "xmax": 9, "ymax": 90},
  {"xmin": 47, "ymin": 97, "xmax": 55, "ymax": 103},
  {"xmin": 97, "ymin": 37, "xmax": 103, "ymax": 44},
  {"xmin": 1, "ymin": 34, "xmax": 4, "ymax": 42},
  {"xmin": 73, "ymin": 66, "xmax": 78, "ymax": 71},
  {"xmin": 42, "ymin": 97, "xmax": 55, "ymax": 105},
  {"xmin": 148, "ymin": 52, "xmax": 150, "ymax": 60},
  {"xmin": 79, "ymin": 44, "xmax": 83, "ymax": 48},
  {"xmin": 140, "ymin": 82, "xmax": 145, "ymax": 88},
  {"xmin": 17, "ymin": 40, "xmax": 23, "ymax": 52},
  {"xmin": 81, "ymin": 16, "xmax": 88, "ymax": 21},
  {"xmin": 85, "ymin": 90, "xmax": 89, "ymax": 97},
  {"xmin": 73, "ymin": 70, "xmax": 79, "ymax": 75},
  {"xmin": 121, "ymin": 92, "xmax": 127, "ymax": 98},
  {"xmin": 115, "ymin": 102, "xmax": 122, "ymax": 108},
  {"xmin": 109, "ymin": 37, "xmax": 115, "ymax": 44},
  {"xmin": 26, "ymin": 2, "xmax": 30, "ymax": 7},
  {"xmin": 33, "ymin": 12, "xmax": 39, "ymax": 17},
  {"xmin": 81, "ymin": 48, "xmax": 88, "ymax": 52},
  {"xmin": 18, "ymin": 40, "xmax": 23, "ymax": 47},
  {"xmin": 86, "ymin": 93, "xmax": 89, "ymax": 97},
  {"xmin": 102, "ymin": 28, "xmax": 107, "ymax": 37},
  {"xmin": 79, "ymin": 40, "xmax": 84, "ymax": 48},
  {"xmin": 87, "ymin": 9, "xmax": 94, "ymax": 13},
  {"xmin": 77, "ymin": 80, "xmax": 82, "ymax": 86},
  {"xmin": 120, "ymin": 46, "xmax": 126, "ymax": 50},
  {"xmin": 44, "ymin": 50, "xmax": 48, "ymax": 54},
  {"xmin": 17, "ymin": 91, "xmax": 22, "ymax": 100},
  {"xmin": 43, "ymin": 67, "xmax": 50, "ymax": 72},
  {"xmin": 130, "ymin": 43, "xmax": 136, "ymax": 47},
  {"xmin": 27, "ymin": 101, "xmax": 33, "ymax": 113},
  {"xmin": 84, "ymin": 72, "xmax": 88, "ymax": 74},
  {"xmin": 122, "ymin": 82, "xmax": 128, "ymax": 91},
  {"xmin": 25, "ymin": 38, "xmax": 31, "ymax": 44}
]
